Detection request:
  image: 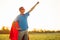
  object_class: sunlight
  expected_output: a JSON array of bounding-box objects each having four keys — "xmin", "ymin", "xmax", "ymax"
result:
[{"xmin": 0, "ymin": 0, "xmax": 60, "ymax": 31}]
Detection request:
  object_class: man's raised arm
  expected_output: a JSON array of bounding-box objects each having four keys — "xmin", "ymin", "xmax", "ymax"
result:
[{"xmin": 28, "ymin": 2, "xmax": 39, "ymax": 13}]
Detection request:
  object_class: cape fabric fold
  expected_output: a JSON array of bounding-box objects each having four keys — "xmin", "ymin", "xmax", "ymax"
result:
[{"xmin": 9, "ymin": 21, "xmax": 19, "ymax": 40}]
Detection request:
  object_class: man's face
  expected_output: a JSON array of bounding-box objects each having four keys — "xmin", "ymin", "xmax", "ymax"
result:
[{"xmin": 19, "ymin": 7, "xmax": 25, "ymax": 14}]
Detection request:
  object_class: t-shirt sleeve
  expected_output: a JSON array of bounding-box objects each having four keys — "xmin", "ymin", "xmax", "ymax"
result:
[
  {"xmin": 25, "ymin": 12, "xmax": 29, "ymax": 16},
  {"xmin": 14, "ymin": 15, "xmax": 19, "ymax": 22}
]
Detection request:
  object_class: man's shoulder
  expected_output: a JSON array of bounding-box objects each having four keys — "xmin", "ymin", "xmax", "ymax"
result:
[
  {"xmin": 25, "ymin": 12, "xmax": 29, "ymax": 16},
  {"xmin": 17, "ymin": 14, "xmax": 20, "ymax": 17},
  {"xmin": 25, "ymin": 12, "xmax": 29, "ymax": 14}
]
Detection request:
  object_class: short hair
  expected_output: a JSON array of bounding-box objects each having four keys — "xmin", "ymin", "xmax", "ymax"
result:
[{"xmin": 19, "ymin": 7, "xmax": 23, "ymax": 10}]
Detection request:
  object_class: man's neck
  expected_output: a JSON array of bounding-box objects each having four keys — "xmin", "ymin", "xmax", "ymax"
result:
[{"xmin": 20, "ymin": 13, "xmax": 24, "ymax": 15}]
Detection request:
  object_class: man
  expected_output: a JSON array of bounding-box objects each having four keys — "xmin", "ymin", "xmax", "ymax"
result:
[{"xmin": 14, "ymin": 2, "xmax": 39, "ymax": 40}]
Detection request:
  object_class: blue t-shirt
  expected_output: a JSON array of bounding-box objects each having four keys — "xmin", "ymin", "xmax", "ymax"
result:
[{"xmin": 15, "ymin": 12, "xmax": 29, "ymax": 31}]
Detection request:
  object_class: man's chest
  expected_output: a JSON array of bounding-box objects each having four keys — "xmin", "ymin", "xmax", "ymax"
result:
[{"xmin": 18, "ymin": 16, "xmax": 27, "ymax": 21}]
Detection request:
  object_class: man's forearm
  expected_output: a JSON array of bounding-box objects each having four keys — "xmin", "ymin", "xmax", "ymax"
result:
[{"xmin": 29, "ymin": 2, "xmax": 39, "ymax": 13}]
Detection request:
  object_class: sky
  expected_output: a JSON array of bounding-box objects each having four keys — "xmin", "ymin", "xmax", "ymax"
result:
[{"xmin": 0, "ymin": 0, "xmax": 60, "ymax": 31}]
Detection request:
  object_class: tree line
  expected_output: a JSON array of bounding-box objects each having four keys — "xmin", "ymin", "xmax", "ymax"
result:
[{"xmin": 0, "ymin": 26, "xmax": 60, "ymax": 34}]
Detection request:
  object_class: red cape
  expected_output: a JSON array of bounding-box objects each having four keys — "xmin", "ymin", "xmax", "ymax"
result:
[{"xmin": 9, "ymin": 21, "xmax": 29, "ymax": 40}]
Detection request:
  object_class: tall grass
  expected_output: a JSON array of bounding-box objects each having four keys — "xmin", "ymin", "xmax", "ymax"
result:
[{"xmin": 0, "ymin": 33, "xmax": 60, "ymax": 40}]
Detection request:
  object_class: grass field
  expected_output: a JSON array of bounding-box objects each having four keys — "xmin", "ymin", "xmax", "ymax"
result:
[{"xmin": 0, "ymin": 33, "xmax": 60, "ymax": 40}]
